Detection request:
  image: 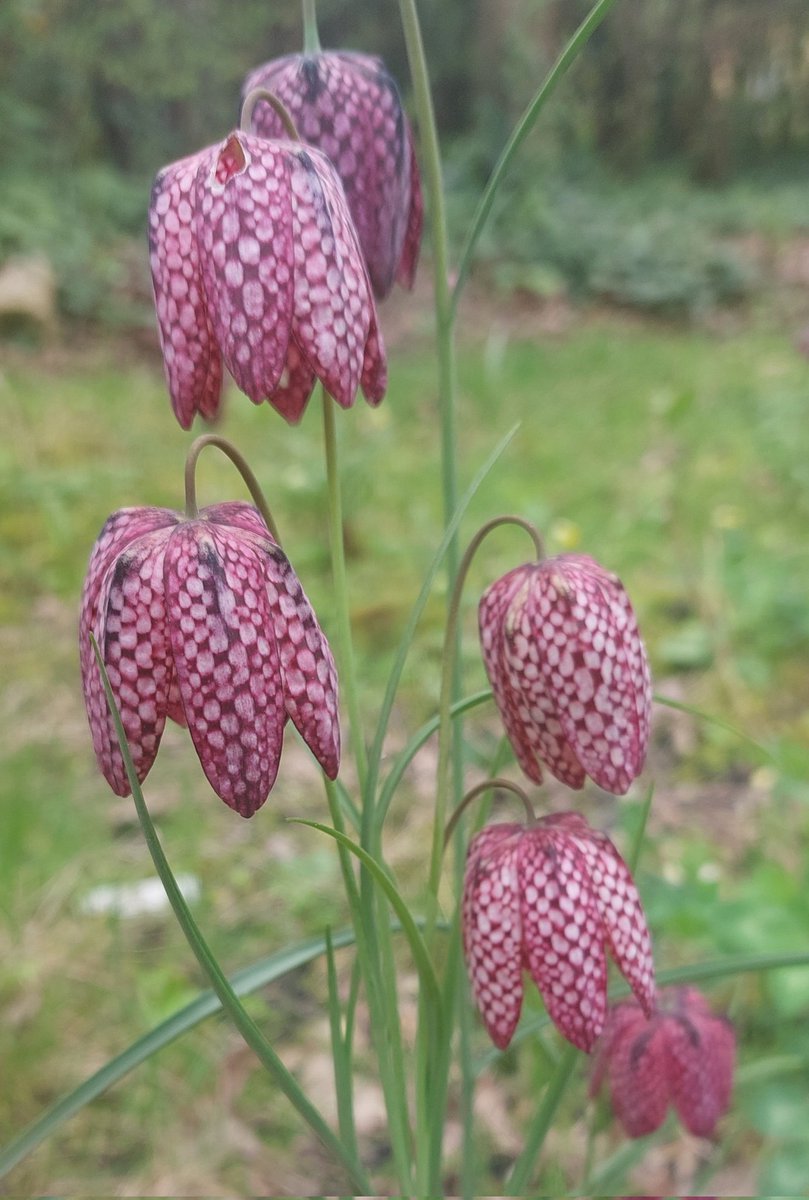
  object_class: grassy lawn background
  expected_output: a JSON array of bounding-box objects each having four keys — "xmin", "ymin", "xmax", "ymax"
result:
[{"xmin": 2, "ymin": 303, "xmax": 809, "ymax": 1193}]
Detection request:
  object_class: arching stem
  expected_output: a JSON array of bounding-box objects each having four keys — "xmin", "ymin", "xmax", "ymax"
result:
[
  {"xmin": 427, "ymin": 515, "xmax": 544, "ymax": 908},
  {"xmin": 443, "ymin": 777, "xmax": 536, "ymax": 851},
  {"xmin": 240, "ymin": 89, "xmax": 300, "ymax": 140},
  {"xmin": 183, "ymin": 434, "xmax": 281, "ymax": 542}
]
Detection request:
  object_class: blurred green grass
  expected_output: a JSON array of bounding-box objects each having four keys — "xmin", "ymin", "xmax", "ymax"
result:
[{"xmin": 2, "ymin": 313, "xmax": 809, "ymax": 1192}]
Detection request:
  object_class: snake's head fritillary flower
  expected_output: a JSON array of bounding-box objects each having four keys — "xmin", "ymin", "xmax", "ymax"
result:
[
  {"xmin": 590, "ymin": 987, "xmax": 735, "ymax": 1138},
  {"xmin": 242, "ymin": 51, "xmax": 422, "ymax": 299},
  {"xmin": 79, "ymin": 501, "xmax": 339, "ymax": 817},
  {"xmin": 149, "ymin": 130, "xmax": 386, "ymax": 428},
  {"xmin": 479, "ymin": 554, "xmax": 652, "ymax": 794},
  {"xmin": 462, "ymin": 812, "xmax": 655, "ymax": 1053}
]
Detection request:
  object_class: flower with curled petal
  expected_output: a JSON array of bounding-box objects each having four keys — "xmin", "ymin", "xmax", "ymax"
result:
[
  {"xmin": 243, "ymin": 51, "xmax": 422, "ymax": 299},
  {"xmin": 479, "ymin": 554, "xmax": 651, "ymax": 795},
  {"xmin": 462, "ymin": 812, "xmax": 655, "ymax": 1053},
  {"xmin": 590, "ymin": 987, "xmax": 735, "ymax": 1138},
  {"xmin": 80, "ymin": 501, "xmax": 339, "ymax": 817},
  {"xmin": 149, "ymin": 130, "xmax": 386, "ymax": 428}
]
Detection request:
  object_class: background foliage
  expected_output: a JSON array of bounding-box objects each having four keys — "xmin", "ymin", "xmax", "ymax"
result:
[{"xmin": 3, "ymin": 0, "xmax": 809, "ymax": 321}]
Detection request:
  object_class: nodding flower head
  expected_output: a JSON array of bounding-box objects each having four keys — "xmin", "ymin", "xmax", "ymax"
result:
[
  {"xmin": 80, "ymin": 501, "xmax": 339, "ymax": 817},
  {"xmin": 479, "ymin": 554, "xmax": 652, "ymax": 795},
  {"xmin": 242, "ymin": 51, "xmax": 422, "ymax": 300},
  {"xmin": 462, "ymin": 812, "xmax": 655, "ymax": 1053},
  {"xmin": 590, "ymin": 987, "xmax": 736, "ymax": 1138},
  {"xmin": 149, "ymin": 130, "xmax": 386, "ymax": 429}
]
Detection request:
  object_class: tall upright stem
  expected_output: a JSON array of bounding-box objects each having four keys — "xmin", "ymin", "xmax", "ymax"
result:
[
  {"xmin": 302, "ymin": 0, "xmax": 322, "ymax": 54},
  {"xmin": 397, "ymin": 0, "xmax": 458, "ymax": 574},
  {"xmin": 321, "ymin": 391, "xmax": 368, "ymax": 798}
]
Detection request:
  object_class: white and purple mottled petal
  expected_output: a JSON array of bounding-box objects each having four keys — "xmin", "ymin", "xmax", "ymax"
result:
[
  {"xmin": 163, "ymin": 523, "xmax": 286, "ymax": 816},
  {"xmin": 149, "ymin": 151, "xmax": 223, "ymax": 427}
]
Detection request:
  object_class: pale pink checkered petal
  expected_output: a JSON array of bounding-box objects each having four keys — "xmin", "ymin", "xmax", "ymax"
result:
[
  {"xmin": 262, "ymin": 545, "xmax": 340, "ymax": 779},
  {"xmin": 244, "ymin": 51, "xmax": 422, "ymax": 299},
  {"xmin": 606, "ymin": 1011, "xmax": 670, "ymax": 1137},
  {"xmin": 80, "ymin": 509, "xmax": 179, "ymax": 793},
  {"xmin": 534, "ymin": 556, "xmax": 649, "ymax": 793},
  {"xmin": 479, "ymin": 567, "xmax": 547, "ymax": 783},
  {"xmin": 569, "ymin": 823, "xmax": 656, "ymax": 1015},
  {"xmin": 519, "ymin": 824, "xmax": 608, "ymax": 1052},
  {"xmin": 589, "ymin": 998, "xmax": 646, "ymax": 1098},
  {"xmin": 149, "ymin": 151, "xmax": 223, "ymax": 427},
  {"xmin": 287, "ymin": 146, "xmax": 371, "ymax": 407},
  {"xmin": 92, "ymin": 529, "xmax": 176, "ymax": 794},
  {"xmin": 267, "ymin": 337, "xmax": 317, "ymax": 423},
  {"xmin": 360, "ymin": 310, "xmax": 387, "ymax": 405},
  {"xmin": 201, "ymin": 501, "xmax": 280, "ymax": 546},
  {"xmin": 196, "ymin": 133, "xmax": 294, "ymax": 405},
  {"xmin": 163, "ymin": 523, "xmax": 286, "ymax": 817},
  {"xmin": 501, "ymin": 566, "xmax": 588, "ymax": 788},
  {"xmin": 462, "ymin": 824, "xmax": 525, "ymax": 1051},
  {"xmin": 666, "ymin": 1002, "xmax": 735, "ymax": 1137}
]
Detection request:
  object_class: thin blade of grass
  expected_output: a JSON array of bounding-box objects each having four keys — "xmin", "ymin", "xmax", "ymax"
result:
[{"xmin": 292, "ymin": 819, "xmax": 441, "ymax": 1011}]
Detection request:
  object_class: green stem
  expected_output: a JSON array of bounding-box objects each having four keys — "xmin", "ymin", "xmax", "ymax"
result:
[
  {"xmin": 505, "ymin": 1041, "xmax": 580, "ymax": 1194},
  {"xmin": 321, "ymin": 391, "xmax": 368, "ymax": 797},
  {"xmin": 302, "ymin": 0, "xmax": 321, "ymax": 54},
  {"xmin": 240, "ymin": 89, "xmax": 300, "ymax": 140},
  {"xmin": 397, "ymin": 0, "xmax": 457, "ymax": 562},
  {"xmin": 429, "ymin": 516, "xmax": 543, "ymax": 910},
  {"xmin": 323, "ymin": 773, "xmax": 414, "ymax": 1193},
  {"xmin": 443, "ymin": 777, "xmax": 535, "ymax": 850},
  {"xmin": 89, "ymin": 638, "xmax": 371, "ymax": 1193},
  {"xmin": 183, "ymin": 434, "xmax": 281, "ymax": 541},
  {"xmin": 450, "ymin": 0, "xmax": 620, "ymax": 319},
  {"xmin": 365, "ymin": 426, "xmax": 518, "ymax": 827}
]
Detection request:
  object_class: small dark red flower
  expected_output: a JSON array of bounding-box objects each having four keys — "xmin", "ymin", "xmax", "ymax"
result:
[
  {"xmin": 242, "ymin": 51, "xmax": 422, "ymax": 299},
  {"xmin": 149, "ymin": 130, "xmax": 386, "ymax": 428},
  {"xmin": 80, "ymin": 501, "xmax": 339, "ymax": 817},
  {"xmin": 462, "ymin": 812, "xmax": 655, "ymax": 1053},
  {"xmin": 479, "ymin": 554, "xmax": 652, "ymax": 795},
  {"xmin": 590, "ymin": 987, "xmax": 736, "ymax": 1138}
]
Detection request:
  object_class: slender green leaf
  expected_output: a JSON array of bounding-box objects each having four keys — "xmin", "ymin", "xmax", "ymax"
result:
[{"xmin": 293, "ymin": 820, "xmax": 441, "ymax": 1010}]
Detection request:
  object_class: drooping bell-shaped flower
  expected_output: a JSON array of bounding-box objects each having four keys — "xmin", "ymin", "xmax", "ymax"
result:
[
  {"xmin": 590, "ymin": 987, "xmax": 736, "ymax": 1138},
  {"xmin": 149, "ymin": 130, "xmax": 386, "ymax": 428},
  {"xmin": 462, "ymin": 812, "xmax": 656, "ymax": 1053},
  {"xmin": 80, "ymin": 501, "xmax": 339, "ymax": 817},
  {"xmin": 479, "ymin": 554, "xmax": 652, "ymax": 795},
  {"xmin": 242, "ymin": 51, "xmax": 422, "ymax": 299}
]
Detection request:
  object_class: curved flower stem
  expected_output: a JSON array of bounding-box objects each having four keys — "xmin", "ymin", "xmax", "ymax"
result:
[
  {"xmin": 428, "ymin": 515, "xmax": 544, "ymax": 911},
  {"xmin": 89, "ymin": 637, "xmax": 371, "ymax": 1194},
  {"xmin": 239, "ymin": 89, "xmax": 300, "ymax": 139},
  {"xmin": 450, "ymin": 0, "xmax": 619, "ymax": 319},
  {"xmin": 321, "ymin": 390, "xmax": 368, "ymax": 798},
  {"xmin": 421, "ymin": 515, "xmax": 542, "ymax": 1194},
  {"xmin": 183, "ymin": 434, "xmax": 281, "ymax": 541},
  {"xmin": 443, "ymin": 777, "xmax": 536, "ymax": 850}
]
